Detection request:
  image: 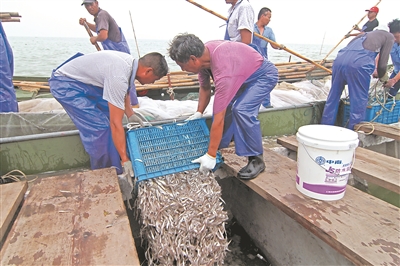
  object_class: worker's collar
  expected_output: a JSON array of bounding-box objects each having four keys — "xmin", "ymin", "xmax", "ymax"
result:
[{"xmin": 129, "ymin": 59, "xmax": 139, "ymax": 91}]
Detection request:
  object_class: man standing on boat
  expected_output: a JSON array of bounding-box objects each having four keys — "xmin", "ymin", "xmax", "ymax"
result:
[
  {"xmin": 49, "ymin": 50, "xmax": 168, "ymax": 176},
  {"xmin": 79, "ymin": 0, "xmax": 141, "ymax": 108},
  {"xmin": 252, "ymin": 7, "xmax": 281, "ymax": 60},
  {"xmin": 224, "ymin": 0, "xmax": 254, "ymax": 44},
  {"xmin": 168, "ymin": 33, "xmax": 278, "ymax": 180},
  {"xmin": 0, "ymin": 21, "xmax": 18, "ymax": 113},
  {"xmin": 252, "ymin": 7, "xmax": 282, "ymax": 108},
  {"xmin": 385, "ymin": 19, "xmax": 400, "ymax": 99},
  {"xmin": 346, "ymin": 6, "xmax": 379, "ymax": 38},
  {"xmin": 79, "ymin": 0, "xmax": 130, "ymax": 54},
  {"xmin": 321, "ymin": 26, "xmax": 396, "ymax": 130}
]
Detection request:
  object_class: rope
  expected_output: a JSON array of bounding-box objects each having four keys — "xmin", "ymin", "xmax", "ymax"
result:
[
  {"xmin": 1, "ymin": 169, "xmax": 37, "ymax": 183},
  {"xmin": 354, "ymin": 122, "xmax": 375, "ymax": 135}
]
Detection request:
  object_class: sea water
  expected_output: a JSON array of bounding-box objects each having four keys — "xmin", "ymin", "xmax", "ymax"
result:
[{"xmin": 8, "ymin": 36, "xmax": 341, "ymax": 77}]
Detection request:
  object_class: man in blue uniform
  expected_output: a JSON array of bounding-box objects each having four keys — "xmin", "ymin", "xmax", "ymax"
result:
[
  {"xmin": 49, "ymin": 51, "xmax": 168, "ymax": 176},
  {"xmin": 0, "ymin": 21, "xmax": 18, "ymax": 113},
  {"xmin": 79, "ymin": 0, "xmax": 140, "ymax": 107},
  {"xmin": 385, "ymin": 19, "xmax": 400, "ymax": 99},
  {"xmin": 321, "ymin": 26, "xmax": 397, "ymax": 129}
]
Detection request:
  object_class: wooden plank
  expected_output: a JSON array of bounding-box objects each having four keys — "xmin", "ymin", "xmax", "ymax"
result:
[
  {"xmin": 0, "ymin": 168, "xmax": 140, "ymax": 265},
  {"xmin": 0, "ymin": 181, "xmax": 28, "ymax": 242},
  {"xmin": 220, "ymin": 147, "xmax": 400, "ymax": 266},
  {"xmin": 277, "ymin": 135, "xmax": 400, "ymax": 194},
  {"xmin": 354, "ymin": 122, "xmax": 400, "ymax": 141}
]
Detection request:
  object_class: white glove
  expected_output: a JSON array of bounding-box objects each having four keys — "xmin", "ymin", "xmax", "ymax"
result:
[
  {"xmin": 192, "ymin": 153, "xmax": 216, "ymax": 174},
  {"xmin": 122, "ymin": 160, "xmax": 134, "ymax": 178},
  {"xmin": 128, "ymin": 113, "xmax": 145, "ymax": 127},
  {"xmin": 185, "ymin": 111, "xmax": 202, "ymax": 121}
]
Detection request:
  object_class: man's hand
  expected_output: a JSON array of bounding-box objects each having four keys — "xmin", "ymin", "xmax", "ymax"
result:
[
  {"xmin": 79, "ymin": 18, "xmax": 86, "ymax": 25},
  {"xmin": 384, "ymin": 78, "xmax": 397, "ymax": 88},
  {"xmin": 128, "ymin": 113, "xmax": 145, "ymax": 127},
  {"xmin": 185, "ymin": 111, "xmax": 202, "ymax": 121},
  {"xmin": 353, "ymin": 24, "xmax": 360, "ymax": 31},
  {"xmin": 122, "ymin": 160, "xmax": 134, "ymax": 178},
  {"xmin": 192, "ymin": 153, "xmax": 216, "ymax": 174}
]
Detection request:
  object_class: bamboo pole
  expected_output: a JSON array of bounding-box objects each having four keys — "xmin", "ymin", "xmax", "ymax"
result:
[
  {"xmin": 185, "ymin": 0, "xmax": 332, "ymax": 74},
  {"xmin": 319, "ymin": 0, "xmax": 382, "ymax": 64},
  {"xmin": 129, "ymin": 10, "xmax": 141, "ymax": 58},
  {"xmin": 0, "ymin": 19, "xmax": 20, "ymax": 22},
  {"xmin": 83, "ymin": 21, "xmax": 101, "ymax": 51}
]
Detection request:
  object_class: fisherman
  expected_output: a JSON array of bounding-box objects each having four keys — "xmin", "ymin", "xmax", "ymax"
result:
[
  {"xmin": 79, "ymin": 0, "xmax": 130, "ymax": 54},
  {"xmin": 321, "ymin": 25, "xmax": 397, "ymax": 130},
  {"xmin": 49, "ymin": 50, "xmax": 168, "ymax": 176},
  {"xmin": 385, "ymin": 19, "xmax": 400, "ymax": 99},
  {"xmin": 252, "ymin": 7, "xmax": 283, "ymax": 108},
  {"xmin": 79, "ymin": 0, "xmax": 140, "ymax": 108},
  {"xmin": 168, "ymin": 33, "xmax": 278, "ymax": 180},
  {"xmin": 0, "ymin": 21, "xmax": 18, "ymax": 112},
  {"xmin": 346, "ymin": 6, "xmax": 379, "ymax": 38},
  {"xmin": 252, "ymin": 7, "xmax": 281, "ymax": 60},
  {"xmin": 224, "ymin": 0, "xmax": 254, "ymax": 44}
]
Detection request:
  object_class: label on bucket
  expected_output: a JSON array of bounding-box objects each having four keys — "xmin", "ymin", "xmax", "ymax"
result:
[{"xmin": 296, "ymin": 145, "xmax": 355, "ymax": 201}]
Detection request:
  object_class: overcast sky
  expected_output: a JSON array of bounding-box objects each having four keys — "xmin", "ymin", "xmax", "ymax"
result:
[{"xmin": 1, "ymin": 0, "xmax": 399, "ymax": 45}]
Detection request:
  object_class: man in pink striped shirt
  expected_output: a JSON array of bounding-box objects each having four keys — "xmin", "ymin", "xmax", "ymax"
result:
[{"xmin": 168, "ymin": 33, "xmax": 278, "ymax": 180}]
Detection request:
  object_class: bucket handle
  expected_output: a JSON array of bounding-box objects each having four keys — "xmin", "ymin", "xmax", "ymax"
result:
[{"xmin": 299, "ymin": 142, "xmax": 356, "ymax": 177}]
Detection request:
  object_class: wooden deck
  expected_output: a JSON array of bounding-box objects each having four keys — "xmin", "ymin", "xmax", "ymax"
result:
[
  {"xmin": 0, "ymin": 168, "xmax": 140, "ymax": 265},
  {"xmin": 277, "ymin": 135, "xmax": 400, "ymax": 194},
  {"xmin": 219, "ymin": 146, "xmax": 400, "ymax": 265},
  {"xmin": 0, "ymin": 181, "xmax": 27, "ymax": 243}
]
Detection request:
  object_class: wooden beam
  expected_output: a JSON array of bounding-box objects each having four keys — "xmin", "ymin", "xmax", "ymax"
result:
[
  {"xmin": 277, "ymin": 135, "xmax": 400, "ymax": 194},
  {"xmin": 354, "ymin": 122, "xmax": 400, "ymax": 141},
  {"xmin": 0, "ymin": 181, "xmax": 28, "ymax": 242}
]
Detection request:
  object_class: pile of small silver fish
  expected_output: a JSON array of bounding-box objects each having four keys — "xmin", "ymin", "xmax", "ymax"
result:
[{"xmin": 135, "ymin": 170, "xmax": 229, "ymax": 265}]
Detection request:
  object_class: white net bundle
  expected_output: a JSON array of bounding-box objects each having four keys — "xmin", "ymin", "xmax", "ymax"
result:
[{"xmin": 135, "ymin": 170, "xmax": 229, "ymax": 265}]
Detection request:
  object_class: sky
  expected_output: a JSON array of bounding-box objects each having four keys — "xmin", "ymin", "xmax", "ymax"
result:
[{"xmin": 1, "ymin": 0, "xmax": 399, "ymax": 45}]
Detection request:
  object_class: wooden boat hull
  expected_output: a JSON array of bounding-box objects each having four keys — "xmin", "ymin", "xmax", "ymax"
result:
[{"xmin": 0, "ymin": 101, "xmax": 325, "ymax": 175}]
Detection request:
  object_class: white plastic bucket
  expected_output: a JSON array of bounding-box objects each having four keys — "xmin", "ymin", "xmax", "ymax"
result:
[{"xmin": 296, "ymin": 125, "xmax": 359, "ymax": 201}]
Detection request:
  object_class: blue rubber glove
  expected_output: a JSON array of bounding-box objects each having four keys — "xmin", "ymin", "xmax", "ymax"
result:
[
  {"xmin": 192, "ymin": 153, "xmax": 216, "ymax": 174},
  {"xmin": 185, "ymin": 111, "xmax": 202, "ymax": 121}
]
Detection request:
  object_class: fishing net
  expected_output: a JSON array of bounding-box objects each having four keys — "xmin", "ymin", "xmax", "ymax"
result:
[{"xmin": 134, "ymin": 170, "xmax": 229, "ymax": 265}]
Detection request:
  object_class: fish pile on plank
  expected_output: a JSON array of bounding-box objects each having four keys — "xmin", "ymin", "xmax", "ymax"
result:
[{"xmin": 135, "ymin": 170, "xmax": 229, "ymax": 265}]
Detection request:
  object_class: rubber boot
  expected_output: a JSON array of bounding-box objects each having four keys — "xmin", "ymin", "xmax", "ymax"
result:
[
  {"xmin": 238, "ymin": 154, "xmax": 265, "ymax": 180},
  {"xmin": 239, "ymin": 156, "xmax": 255, "ymax": 174}
]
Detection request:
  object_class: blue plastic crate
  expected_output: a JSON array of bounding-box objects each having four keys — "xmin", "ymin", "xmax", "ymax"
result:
[
  {"xmin": 342, "ymin": 100, "xmax": 400, "ymax": 126},
  {"xmin": 126, "ymin": 118, "xmax": 223, "ymax": 182}
]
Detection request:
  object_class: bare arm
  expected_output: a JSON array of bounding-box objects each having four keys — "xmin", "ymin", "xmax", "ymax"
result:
[
  {"xmin": 240, "ymin": 29, "xmax": 252, "ymax": 44},
  {"xmin": 124, "ymin": 94, "xmax": 134, "ymax": 118},
  {"xmin": 91, "ymin": 29, "xmax": 108, "ymax": 44},
  {"xmin": 207, "ymin": 109, "xmax": 226, "ymax": 157},
  {"xmin": 108, "ymin": 102, "xmax": 129, "ymax": 163},
  {"xmin": 196, "ymin": 83, "xmax": 212, "ymax": 114}
]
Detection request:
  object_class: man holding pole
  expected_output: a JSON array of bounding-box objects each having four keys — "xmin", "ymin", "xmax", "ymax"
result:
[
  {"xmin": 79, "ymin": 0, "xmax": 143, "ymax": 107},
  {"xmin": 169, "ymin": 33, "xmax": 278, "ymax": 180},
  {"xmin": 252, "ymin": 7, "xmax": 281, "ymax": 60},
  {"xmin": 346, "ymin": 6, "xmax": 379, "ymax": 38},
  {"xmin": 79, "ymin": 0, "xmax": 130, "ymax": 54}
]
